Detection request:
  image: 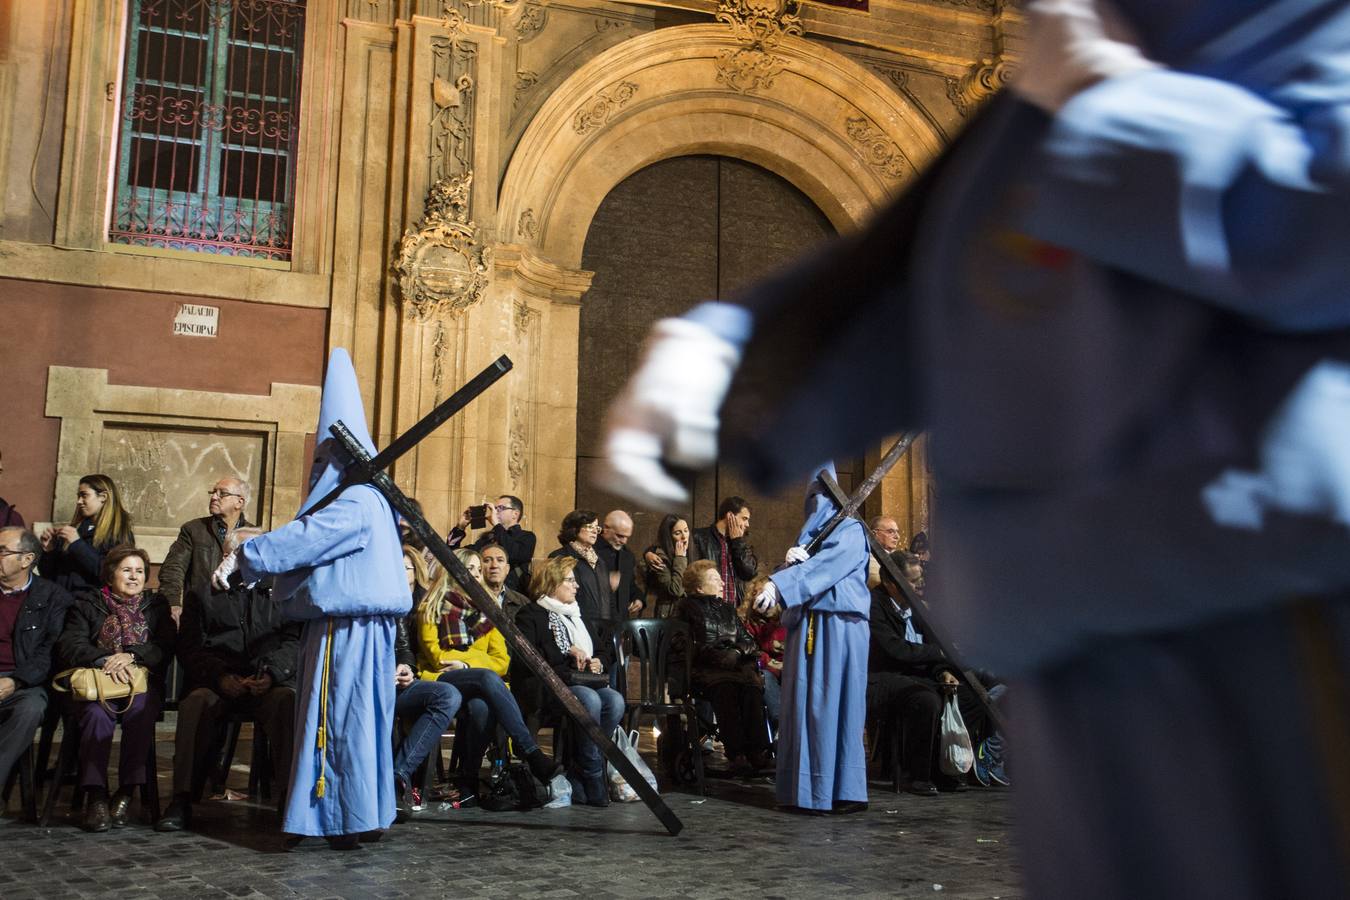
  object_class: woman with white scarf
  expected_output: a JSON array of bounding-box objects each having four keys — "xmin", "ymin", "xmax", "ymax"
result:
[{"xmin": 510, "ymin": 555, "xmax": 623, "ymax": 807}]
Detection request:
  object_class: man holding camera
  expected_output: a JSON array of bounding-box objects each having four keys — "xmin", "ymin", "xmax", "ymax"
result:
[{"xmin": 448, "ymin": 495, "xmax": 536, "ymax": 592}]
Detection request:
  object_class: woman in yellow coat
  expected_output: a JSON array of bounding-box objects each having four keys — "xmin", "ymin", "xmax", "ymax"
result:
[{"xmin": 415, "ymin": 549, "xmax": 559, "ymax": 801}]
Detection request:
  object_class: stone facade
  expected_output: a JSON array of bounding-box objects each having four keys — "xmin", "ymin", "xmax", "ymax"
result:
[{"xmin": 0, "ymin": 0, "xmax": 1020, "ymax": 558}]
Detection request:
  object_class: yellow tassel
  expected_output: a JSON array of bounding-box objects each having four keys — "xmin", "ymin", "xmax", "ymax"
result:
[
  {"xmin": 314, "ymin": 619, "xmax": 334, "ymax": 801},
  {"xmin": 806, "ymin": 614, "xmax": 816, "ymax": 656}
]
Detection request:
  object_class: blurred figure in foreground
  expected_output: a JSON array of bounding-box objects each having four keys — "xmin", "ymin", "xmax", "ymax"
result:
[{"xmin": 600, "ymin": 0, "xmax": 1350, "ymax": 894}]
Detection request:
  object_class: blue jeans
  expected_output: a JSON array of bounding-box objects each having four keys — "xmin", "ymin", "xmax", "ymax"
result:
[
  {"xmin": 393, "ymin": 679, "xmax": 460, "ymax": 784},
  {"xmin": 762, "ymin": 669, "xmax": 782, "ymax": 731},
  {"xmin": 436, "ymin": 668, "xmax": 540, "ymax": 765},
  {"xmin": 569, "ymin": 685, "xmax": 625, "ymax": 778}
]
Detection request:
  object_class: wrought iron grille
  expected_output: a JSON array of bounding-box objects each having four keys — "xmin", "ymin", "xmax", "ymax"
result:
[{"xmin": 109, "ymin": 0, "xmax": 306, "ymax": 260}]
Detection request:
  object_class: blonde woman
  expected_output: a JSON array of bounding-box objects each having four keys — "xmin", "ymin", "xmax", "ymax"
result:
[
  {"xmin": 511, "ymin": 555, "xmax": 622, "ymax": 807},
  {"xmin": 39, "ymin": 474, "xmax": 134, "ymax": 595},
  {"xmin": 415, "ymin": 548, "xmax": 558, "ymax": 799}
]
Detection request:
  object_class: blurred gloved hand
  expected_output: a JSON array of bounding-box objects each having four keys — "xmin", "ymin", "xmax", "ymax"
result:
[
  {"xmin": 753, "ymin": 580, "xmax": 782, "ymax": 615},
  {"xmin": 211, "ymin": 551, "xmax": 238, "ymax": 590},
  {"xmin": 784, "ymin": 545, "xmax": 810, "ymax": 565},
  {"xmin": 1013, "ymin": 0, "xmax": 1160, "ymax": 113},
  {"xmin": 597, "ymin": 316, "xmax": 743, "ymax": 508}
]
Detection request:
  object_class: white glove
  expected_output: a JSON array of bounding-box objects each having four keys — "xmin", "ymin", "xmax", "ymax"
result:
[
  {"xmin": 596, "ymin": 317, "xmax": 743, "ymax": 508},
  {"xmin": 1012, "ymin": 0, "xmax": 1160, "ymax": 113},
  {"xmin": 753, "ymin": 580, "xmax": 782, "ymax": 615},
  {"xmin": 785, "ymin": 545, "xmax": 809, "ymax": 565},
  {"xmin": 211, "ymin": 551, "xmax": 238, "ymax": 590}
]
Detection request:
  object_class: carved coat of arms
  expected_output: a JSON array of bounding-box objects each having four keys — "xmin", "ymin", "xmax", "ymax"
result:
[{"xmin": 394, "ymin": 172, "xmax": 491, "ymax": 320}]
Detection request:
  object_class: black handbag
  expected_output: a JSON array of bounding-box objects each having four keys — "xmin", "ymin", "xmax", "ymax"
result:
[{"xmin": 565, "ymin": 669, "xmax": 610, "ymax": 689}]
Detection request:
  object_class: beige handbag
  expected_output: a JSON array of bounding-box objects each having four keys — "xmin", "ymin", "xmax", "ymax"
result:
[{"xmin": 53, "ymin": 665, "xmax": 148, "ymax": 713}]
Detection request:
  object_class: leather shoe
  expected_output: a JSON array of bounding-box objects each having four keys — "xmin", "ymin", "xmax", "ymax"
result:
[
  {"xmin": 325, "ymin": 833, "xmax": 362, "ymax": 851},
  {"xmin": 582, "ymin": 774, "xmax": 611, "ymax": 808},
  {"xmin": 109, "ymin": 788, "xmax": 134, "ymax": 827},
  {"xmin": 156, "ymin": 798, "xmax": 192, "ymax": 832},
  {"xmin": 83, "ymin": 793, "xmax": 112, "ymax": 832},
  {"xmin": 526, "ymin": 748, "xmax": 564, "ymax": 784},
  {"xmin": 905, "ymin": 780, "xmax": 939, "ymax": 797},
  {"xmin": 831, "ymin": 800, "xmax": 869, "ymax": 815}
]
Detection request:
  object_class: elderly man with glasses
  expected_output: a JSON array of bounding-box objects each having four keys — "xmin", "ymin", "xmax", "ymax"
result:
[
  {"xmin": 0, "ymin": 527, "xmax": 72, "ymax": 791},
  {"xmin": 158, "ymin": 478, "xmax": 253, "ymax": 624}
]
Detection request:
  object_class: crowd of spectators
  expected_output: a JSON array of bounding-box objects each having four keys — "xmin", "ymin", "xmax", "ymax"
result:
[{"xmin": 0, "ymin": 463, "xmax": 1008, "ymax": 834}]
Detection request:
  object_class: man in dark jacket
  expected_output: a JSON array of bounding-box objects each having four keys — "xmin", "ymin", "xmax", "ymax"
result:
[
  {"xmin": 598, "ymin": 510, "xmax": 644, "ymax": 619},
  {"xmin": 448, "ymin": 494, "xmax": 536, "ymax": 592},
  {"xmin": 157, "ymin": 527, "xmax": 299, "ymax": 832},
  {"xmin": 0, "ymin": 527, "xmax": 70, "ymax": 789},
  {"xmin": 689, "ymin": 496, "xmax": 758, "ymax": 606},
  {"xmin": 868, "ymin": 553, "xmax": 959, "ymax": 796},
  {"xmin": 157, "ymin": 477, "xmax": 251, "ymax": 621},
  {"xmin": 481, "ymin": 543, "xmax": 530, "ymax": 617}
]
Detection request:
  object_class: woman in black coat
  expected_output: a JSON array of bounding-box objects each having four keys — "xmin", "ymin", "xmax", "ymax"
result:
[
  {"xmin": 675, "ymin": 560, "xmax": 770, "ymax": 774},
  {"xmin": 511, "ymin": 555, "xmax": 622, "ymax": 807},
  {"xmin": 546, "ymin": 509, "xmax": 616, "ymax": 622},
  {"xmin": 39, "ymin": 474, "xmax": 134, "ymax": 595},
  {"xmin": 57, "ymin": 545, "xmax": 175, "ymax": 832}
]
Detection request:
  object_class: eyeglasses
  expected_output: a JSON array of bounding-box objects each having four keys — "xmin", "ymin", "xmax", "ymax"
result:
[
  {"xmin": 562, "ymin": 575, "xmax": 579, "ymax": 584},
  {"xmin": 0, "ymin": 547, "xmax": 30, "ymax": 558},
  {"xmin": 494, "ymin": 505, "xmax": 514, "ymax": 513},
  {"xmin": 582, "ymin": 523, "xmax": 601, "ymax": 531},
  {"xmin": 207, "ymin": 489, "xmax": 242, "ymax": 499},
  {"xmin": 875, "ymin": 527, "xmax": 901, "ymax": 535}
]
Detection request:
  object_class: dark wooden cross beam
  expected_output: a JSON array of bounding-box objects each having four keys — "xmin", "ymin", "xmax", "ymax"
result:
[
  {"xmin": 802, "ymin": 432, "xmax": 918, "ymax": 556},
  {"xmin": 327, "ymin": 357, "xmax": 684, "ymax": 836},
  {"xmin": 815, "ymin": 470, "xmax": 1007, "ymax": 735}
]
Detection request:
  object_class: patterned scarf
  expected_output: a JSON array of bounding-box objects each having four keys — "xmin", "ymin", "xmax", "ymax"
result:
[
  {"xmin": 569, "ymin": 541, "xmax": 598, "ymax": 568},
  {"xmin": 537, "ymin": 595, "xmax": 593, "ymax": 658},
  {"xmin": 97, "ymin": 587, "xmax": 149, "ymax": 653},
  {"xmin": 716, "ymin": 530, "xmax": 735, "ymax": 605},
  {"xmin": 437, "ymin": 590, "xmax": 494, "ymax": 651}
]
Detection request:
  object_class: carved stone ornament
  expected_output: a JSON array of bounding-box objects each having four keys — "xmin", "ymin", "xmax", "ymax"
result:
[
  {"xmin": 517, "ymin": 208, "xmax": 539, "ymax": 241},
  {"xmin": 514, "ymin": 70, "xmax": 539, "ymax": 110},
  {"xmin": 946, "ymin": 58, "xmax": 1010, "ymax": 117},
  {"xmin": 395, "ymin": 172, "xmax": 491, "ymax": 321},
  {"xmin": 845, "ymin": 116, "xmax": 907, "ymax": 181},
  {"xmin": 572, "ymin": 81, "xmax": 639, "ymax": 135},
  {"xmin": 508, "ymin": 402, "xmax": 528, "ymax": 486},
  {"xmin": 714, "ymin": 0, "xmax": 803, "ymax": 95},
  {"xmin": 516, "ymin": 2, "xmax": 547, "ymax": 39}
]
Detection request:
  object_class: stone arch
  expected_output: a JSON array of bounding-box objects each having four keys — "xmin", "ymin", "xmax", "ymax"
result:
[{"xmin": 497, "ymin": 23, "xmax": 944, "ymax": 269}]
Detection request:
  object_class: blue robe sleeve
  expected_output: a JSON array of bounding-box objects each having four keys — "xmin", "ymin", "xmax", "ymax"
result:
[
  {"xmin": 770, "ymin": 522, "xmax": 868, "ymax": 612},
  {"xmin": 239, "ymin": 496, "xmax": 370, "ymax": 581},
  {"xmin": 1022, "ymin": 66, "xmax": 1350, "ymax": 331}
]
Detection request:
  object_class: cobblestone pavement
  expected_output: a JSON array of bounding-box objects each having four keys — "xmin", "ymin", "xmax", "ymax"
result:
[{"xmin": 0, "ymin": 725, "xmax": 1023, "ymax": 900}]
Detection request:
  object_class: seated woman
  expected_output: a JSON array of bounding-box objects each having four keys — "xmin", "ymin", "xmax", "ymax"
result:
[
  {"xmin": 512, "ymin": 555, "xmax": 623, "ymax": 807},
  {"xmin": 56, "ymin": 545, "xmax": 175, "ymax": 831},
  {"xmin": 393, "ymin": 544, "xmax": 461, "ymax": 814},
  {"xmin": 640, "ymin": 514, "xmax": 690, "ymax": 618},
  {"xmin": 676, "ymin": 560, "xmax": 771, "ymax": 775},
  {"xmin": 39, "ymin": 474, "xmax": 134, "ymax": 596},
  {"xmin": 415, "ymin": 548, "xmax": 557, "ymax": 803}
]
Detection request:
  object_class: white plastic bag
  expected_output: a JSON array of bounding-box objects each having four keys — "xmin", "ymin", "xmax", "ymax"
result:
[
  {"xmin": 938, "ymin": 694, "xmax": 974, "ymax": 777},
  {"xmin": 544, "ymin": 772, "xmax": 572, "ymax": 809},
  {"xmin": 606, "ymin": 728, "xmax": 658, "ymax": 802}
]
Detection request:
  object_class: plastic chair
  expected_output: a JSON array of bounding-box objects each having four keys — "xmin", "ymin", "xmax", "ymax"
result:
[
  {"xmin": 1, "ymin": 746, "xmax": 38, "ymax": 822},
  {"xmin": 619, "ymin": 618, "xmax": 705, "ymax": 794},
  {"xmin": 204, "ymin": 714, "xmax": 272, "ymax": 802}
]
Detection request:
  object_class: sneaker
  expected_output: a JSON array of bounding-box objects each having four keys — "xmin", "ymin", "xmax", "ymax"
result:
[
  {"xmin": 973, "ymin": 741, "xmax": 993, "ymax": 787},
  {"xmin": 976, "ymin": 738, "xmax": 1010, "ymax": 786}
]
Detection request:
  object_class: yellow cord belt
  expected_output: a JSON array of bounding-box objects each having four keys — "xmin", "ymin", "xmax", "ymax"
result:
[
  {"xmin": 806, "ymin": 613, "xmax": 816, "ymax": 656},
  {"xmin": 314, "ymin": 618, "xmax": 334, "ymax": 799}
]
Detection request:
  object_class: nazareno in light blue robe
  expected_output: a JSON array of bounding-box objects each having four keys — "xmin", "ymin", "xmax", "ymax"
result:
[
  {"xmin": 769, "ymin": 466, "xmax": 870, "ymax": 810},
  {"xmin": 239, "ymin": 349, "xmax": 411, "ymax": 837}
]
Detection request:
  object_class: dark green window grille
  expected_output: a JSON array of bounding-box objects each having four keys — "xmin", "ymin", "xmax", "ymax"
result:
[{"xmin": 110, "ymin": 0, "xmax": 306, "ymax": 260}]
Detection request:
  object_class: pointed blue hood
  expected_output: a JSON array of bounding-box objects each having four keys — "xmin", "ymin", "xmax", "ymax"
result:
[
  {"xmin": 298, "ymin": 348, "xmax": 377, "ymax": 517},
  {"xmin": 794, "ymin": 461, "xmax": 840, "ymax": 546}
]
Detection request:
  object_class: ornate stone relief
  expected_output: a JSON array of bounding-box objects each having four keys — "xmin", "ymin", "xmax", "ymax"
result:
[
  {"xmin": 513, "ymin": 299, "xmax": 534, "ymax": 336},
  {"xmin": 514, "ymin": 70, "xmax": 539, "ymax": 110},
  {"xmin": 845, "ymin": 116, "xmax": 908, "ymax": 181},
  {"xmin": 430, "ymin": 35, "xmax": 477, "ymax": 182},
  {"xmin": 430, "ymin": 318, "xmax": 450, "ymax": 387},
  {"xmin": 572, "ymin": 81, "xmax": 639, "ymax": 135},
  {"xmin": 594, "ymin": 17, "xmax": 627, "ymax": 33},
  {"xmin": 517, "ymin": 208, "xmax": 539, "ymax": 241},
  {"xmin": 395, "ymin": 172, "xmax": 492, "ymax": 321},
  {"xmin": 515, "ymin": 2, "xmax": 548, "ymax": 40},
  {"xmin": 946, "ymin": 57, "xmax": 1009, "ymax": 117},
  {"xmin": 713, "ymin": 0, "xmax": 803, "ymax": 95},
  {"xmin": 508, "ymin": 402, "xmax": 529, "ymax": 486}
]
